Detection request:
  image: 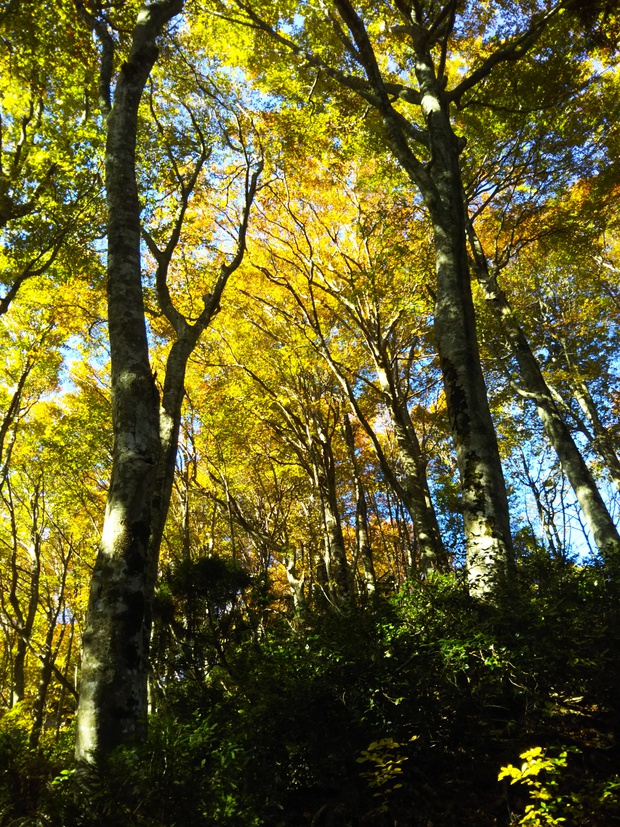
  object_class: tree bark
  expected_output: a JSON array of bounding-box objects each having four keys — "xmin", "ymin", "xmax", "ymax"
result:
[
  {"xmin": 312, "ymin": 306, "xmax": 448, "ymax": 575},
  {"xmin": 310, "ymin": 426, "xmax": 351, "ymax": 605},
  {"xmin": 370, "ymin": 342, "xmax": 448, "ymax": 573},
  {"xmin": 75, "ymin": 0, "xmax": 183, "ymax": 763},
  {"xmin": 559, "ymin": 338, "xmax": 620, "ymax": 494},
  {"xmin": 7, "ymin": 479, "xmax": 41, "ymax": 707},
  {"xmin": 327, "ymin": 0, "xmax": 514, "ymax": 598},
  {"xmin": 144, "ymin": 151, "xmax": 261, "ymax": 620},
  {"xmin": 411, "ymin": 50, "xmax": 513, "ymax": 596},
  {"xmin": 469, "ymin": 228, "xmax": 620, "ymax": 565},
  {"xmin": 30, "ymin": 540, "xmax": 73, "ymax": 747},
  {"xmin": 343, "ymin": 413, "xmax": 376, "ymax": 596}
]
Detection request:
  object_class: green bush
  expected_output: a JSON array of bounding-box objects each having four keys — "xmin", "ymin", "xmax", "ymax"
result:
[{"xmin": 2, "ymin": 563, "xmax": 619, "ymax": 826}]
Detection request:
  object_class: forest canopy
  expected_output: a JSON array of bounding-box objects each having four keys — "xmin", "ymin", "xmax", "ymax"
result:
[{"xmin": 1, "ymin": 0, "xmax": 620, "ymax": 824}]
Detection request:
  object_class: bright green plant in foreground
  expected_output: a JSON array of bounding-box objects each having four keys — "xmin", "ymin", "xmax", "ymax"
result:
[
  {"xmin": 499, "ymin": 747, "xmax": 571, "ymax": 826},
  {"xmin": 499, "ymin": 746, "xmax": 620, "ymax": 826}
]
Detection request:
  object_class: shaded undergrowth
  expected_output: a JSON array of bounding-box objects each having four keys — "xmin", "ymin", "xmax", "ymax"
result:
[{"xmin": 1, "ymin": 558, "xmax": 620, "ymax": 826}]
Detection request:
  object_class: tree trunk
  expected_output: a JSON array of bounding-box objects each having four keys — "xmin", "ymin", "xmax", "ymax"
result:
[
  {"xmin": 320, "ymin": 0, "xmax": 515, "ymax": 598},
  {"xmin": 372, "ymin": 358, "xmax": 448, "ymax": 573},
  {"xmin": 311, "ymin": 440, "xmax": 351, "ymax": 604},
  {"xmin": 410, "ymin": 52, "xmax": 514, "ymax": 597},
  {"xmin": 30, "ymin": 635, "xmax": 54, "ymax": 748},
  {"xmin": 572, "ymin": 379, "xmax": 620, "ymax": 493},
  {"xmin": 318, "ymin": 333, "xmax": 447, "ymax": 576},
  {"xmin": 7, "ymin": 481, "xmax": 41, "ymax": 707},
  {"xmin": 284, "ymin": 555, "xmax": 306, "ymax": 610},
  {"xmin": 559, "ymin": 338, "xmax": 620, "ymax": 494},
  {"xmin": 343, "ymin": 413, "xmax": 376, "ymax": 596},
  {"xmin": 75, "ymin": 0, "xmax": 182, "ymax": 763},
  {"xmin": 30, "ymin": 542, "xmax": 73, "ymax": 747},
  {"xmin": 469, "ymin": 228, "xmax": 620, "ymax": 565},
  {"xmin": 145, "ymin": 339, "xmax": 194, "ymax": 601}
]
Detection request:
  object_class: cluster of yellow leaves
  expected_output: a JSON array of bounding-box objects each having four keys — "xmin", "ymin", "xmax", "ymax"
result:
[
  {"xmin": 357, "ymin": 735, "xmax": 418, "ymax": 813},
  {"xmin": 499, "ymin": 747, "xmax": 571, "ymax": 827}
]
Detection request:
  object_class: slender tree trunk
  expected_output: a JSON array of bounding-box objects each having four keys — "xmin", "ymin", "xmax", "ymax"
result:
[
  {"xmin": 573, "ymin": 380, "xmax": 620, "ymax": 493},
  {"xmin": 30, "ymin": 630, "xmax": 55, "ymax": 748},
  {"xmin": 11, "ymin": 638, "xmax": 27, "ymax": 706},
  {"xmin": 384, "ymin": 486, "xmax": 414, "ymax": 586},
  {"xmin": 31, "ymin": 542, "xmax": 72, "ymax": 747},
  {"xmin": 284, "ymin": 555, "xmax": 306, "ymax": 610},
  {"xmin": 373, "ymin": 358, "xmax": 448, "ymax": 573},
  {"xmin": 75, "ymin": 0, "xmax": 183, "ymax": 763},
  {"xmin": 8, "ymin": 482, "xmax": 41, "ymax": 706},
  {"xmin": 319, "ymin": 339, "xmax": 447, "ymax": 575},
  {"xmin": 55, "ymin": 616, "xmax": 76, "ymax": 738},
  {"xmin": 311, "ymin": 441, "xmax": 351, "ymax": 604},
  {"xmin": 142, "ymin": 156, "xmax": 261, "ymax": 634},
  {"xmin": 0, "ymin": 352, "xmax": 35, "ymax": 478},
  {"xmin": 0, "ymin": 628, "xmax": 12, "ymax": 706},
  {"xmin": 343, "ymin": 413, "xmax": 376, "ymax": 595},
  {"xmin": 469, "ymin": 228, "xmax": 620, "ymax": 565},
  {"xmin": 520, "ymin": 452, "xmax": 565, "ymax": 560},
  {"xmin": 559, "ymin": 339, "xmax": 620, "ymax": 493},
  {"xmin": 145, "ymin": 339, "xmax": 194, "ymax": 600}
]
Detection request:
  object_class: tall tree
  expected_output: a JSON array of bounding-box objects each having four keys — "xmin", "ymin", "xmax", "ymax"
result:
[
  {"xmin": 343, "ymin": 412, "xmax": 377, "ymax": 596},
  {"xmin": 74, "ymin": 0, "xmax": 185, "ymax": 762},
  {"xmin": 230, "ymin": 348, "xmax": 352, "ymax": 605},
  {"xmin": 215, "ymin": 0, "xmax": 573, "ymax": 595},
  {"xmin": 468, "ymin": 223, "xmax": 620, "ymax": 564},
  {"xmin": 216, "ymin": 0, "xmax": 620, "ymax": 596},
  {"xmin": 74, "ymin": 0, "xmax": 261, "ymax": 761}
]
